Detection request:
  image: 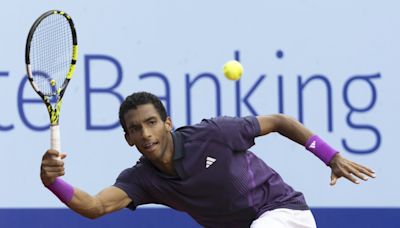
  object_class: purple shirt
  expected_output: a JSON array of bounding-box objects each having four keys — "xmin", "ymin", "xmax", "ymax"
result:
[{"xmin": 114, "ymin": 116, "xmax": 308, "ymax": 227}]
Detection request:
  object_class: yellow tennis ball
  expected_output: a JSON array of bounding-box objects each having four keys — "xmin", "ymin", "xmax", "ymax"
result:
[
  {"xmin": 223, "ymin": 60, "xmax": 243, "ymax": 80},
  {"xmin": 50, "ymin": 79, "xmax": 56, "ymax": 87}
]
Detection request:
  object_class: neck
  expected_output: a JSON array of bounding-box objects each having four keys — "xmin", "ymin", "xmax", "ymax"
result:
[{"xmin": 153, "ymin": 132, "xmax": 177, "ymax": 176}]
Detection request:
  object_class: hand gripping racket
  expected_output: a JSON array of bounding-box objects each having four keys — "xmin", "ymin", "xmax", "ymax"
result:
[{"xmin": 25, "ymin": 10, "xmax": 78, "ymax": 153}]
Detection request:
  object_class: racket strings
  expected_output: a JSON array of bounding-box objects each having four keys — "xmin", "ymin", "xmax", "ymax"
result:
[{"xmin": 30, "ymin": 14, "xmax": 73, "ymax": 96}]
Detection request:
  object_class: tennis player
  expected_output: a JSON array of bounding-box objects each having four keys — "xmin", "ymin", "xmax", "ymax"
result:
[{"xmin": 40, "ymin": 91, "xmax": 376, "ymax": 227}]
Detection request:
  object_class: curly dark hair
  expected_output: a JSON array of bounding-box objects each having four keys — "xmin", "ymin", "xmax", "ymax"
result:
[{"xmin": 119, "ymin": 92, "xmax": 167, "ymax": 133}]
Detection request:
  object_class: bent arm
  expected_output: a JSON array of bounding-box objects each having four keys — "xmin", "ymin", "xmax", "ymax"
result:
[
  {"xmin": 67, "ymin": 186, "xmax": 132, "ymax": 219},
  {"xmin": 256, "ymin": 114, "xmax": 376, "ymax": 184},
  {"xmin": 41, "ymin": 149, "xmax": 132, "ymax": 219},
  {"xmin": 256, "ymin": 114, "xmax": 313, "ymax": 146}
]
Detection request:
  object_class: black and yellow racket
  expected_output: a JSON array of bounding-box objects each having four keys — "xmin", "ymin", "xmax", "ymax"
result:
[{"xmin": 25, "ymin": 10, "xmax": 78, "ymax": 153}]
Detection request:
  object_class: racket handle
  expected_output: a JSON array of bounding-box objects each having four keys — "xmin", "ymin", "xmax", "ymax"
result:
[{"xmin": 50, "ymin": 125, "xmax": 61, "ymax": 153}]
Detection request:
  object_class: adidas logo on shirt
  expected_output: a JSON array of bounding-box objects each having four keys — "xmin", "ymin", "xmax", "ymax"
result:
[
  {"xmin": 206, "ymin": 156, "xmax": 216, "ymax": 168},
  {"xmin": 309, "ymin": 140, "xmax": 316, "ymax": 149}
]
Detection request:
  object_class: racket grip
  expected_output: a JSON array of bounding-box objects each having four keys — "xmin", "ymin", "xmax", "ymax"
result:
[{"xmin": 50, "ymin": 125, "xmax": 61, "ymax": 152}]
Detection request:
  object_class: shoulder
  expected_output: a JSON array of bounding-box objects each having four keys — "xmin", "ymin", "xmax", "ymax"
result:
[
  {"xmin": 175, "ymin": 118, "xmax": 218, "ymax": 134},
  {"xmin": 178, "ymin": 116, "xmax": 256, "ymax": 130},
  {"xmin": 177, "ymin": 116, "xmax": 258, "ymax": 132},
  {"xmin": 209, "ymin": 116, "xmax": 257, "ymax": 125},
  {"xmin": 175, "ymin": 116, "xmax": 258, "ymax": 140},
  {"xmin": 206, "ymin": 116, "xmax": 259, "ymax": 132},
  {"xmin": 116, "ymin": 157, "xmax": 152, "ymax": 182}
]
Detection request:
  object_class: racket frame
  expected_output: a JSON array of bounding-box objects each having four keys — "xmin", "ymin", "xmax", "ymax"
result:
[{"xmin": 25, "ymin": 10, "xmax": 78, "ymax": 151}]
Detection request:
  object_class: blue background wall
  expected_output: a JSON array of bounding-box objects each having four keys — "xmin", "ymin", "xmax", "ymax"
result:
[
  {"xmin": 1, "ymin": 208, "xmax": 400, "ymax": 228},
  {"xmin": 1, "ymin": 0, "xmax": 399, "ymax": 227}
]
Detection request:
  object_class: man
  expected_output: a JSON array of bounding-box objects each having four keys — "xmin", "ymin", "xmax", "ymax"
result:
[{"xmin": 41, "ymin": 91, "xmax": 376, "ymax": 227}]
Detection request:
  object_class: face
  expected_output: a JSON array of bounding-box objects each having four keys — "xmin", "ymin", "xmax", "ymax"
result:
[{"xmin": 124, "ymin": 103, "xmax": 172, "ymax": 162}]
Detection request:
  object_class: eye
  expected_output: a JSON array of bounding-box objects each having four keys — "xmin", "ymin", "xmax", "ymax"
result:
[
  {"xmin": 149, "ymin": 120, "xmax": 157, "ymax": 126},
  {"xmin": 129, "ymin": 125, "xmax": 141, "ymax": 133}
]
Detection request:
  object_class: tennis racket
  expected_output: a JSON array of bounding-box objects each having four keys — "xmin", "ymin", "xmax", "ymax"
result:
[{"xmin": 25, "ymin": 10, "xmax": 78, "ymax": 154}]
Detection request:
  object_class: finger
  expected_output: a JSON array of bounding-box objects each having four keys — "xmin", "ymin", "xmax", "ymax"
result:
[
  {"xmin": 365, "ymin": 171, "xmax": 376, "ymax": 178},
  {"xmin": 42, "ymin": 166, "xmax": 64, "ymax": 173},
  {"xmin": 41, "ymin": 158, "xmax": 64, "ymax": 167},
  {"xmin": 343, "ymin": 172, "xmax": 360, "ymax": 184},
  {"xmin": 360, "ymin": 164, "xmax": 375, "ymax": 174},
  {"xmin": 354, "ymin": 165, "xmax": 376, "ymax": 179},
  {"xmin": 347, "ymin": 165, "xmax": 367, "ymax": 180},
  {"xmin": 43, "ymin": 149, "xmax": 59, "ymax": 158},
  {"xmin": 350, "ymin": 169, "xmax": 368, "ymax": 181},
  {"xmin": 42, "ymin": 156, "xmax": 64, "ymax": 165},
  {"xmin": 330, "ymin": 173, "xmax": 338, "ymax": 186},
  {"xmin": 352, "ymin": 163, "xmax": 376, "ymax": 178},
  {"xmin": 351, "ymin": 162, "xmax": 376, "ymax": 174},
  {"xmin": 360, "ymin": 166, "xmax": 376, "ymax": 178},
  {"xmin": 41, "ymin": 171, "xmax": 65, "ymax": 178},
  {"xmin": 59, "ymin": 153, "xmax": 67, "ymax": 159}
]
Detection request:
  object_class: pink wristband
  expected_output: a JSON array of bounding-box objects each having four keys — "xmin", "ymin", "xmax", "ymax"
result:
[
  {"xmin": 305, "ymin": 135, "xmax": 338, "ymax": 165},
  {"xmin": 46, "ymin": 178, "xmax": 74, "ymax": 204}
]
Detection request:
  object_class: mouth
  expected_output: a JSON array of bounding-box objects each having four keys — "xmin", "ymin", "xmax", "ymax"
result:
[{"xmin": 142, "ymin": 141, "xmax": 159, "ymax": 151}]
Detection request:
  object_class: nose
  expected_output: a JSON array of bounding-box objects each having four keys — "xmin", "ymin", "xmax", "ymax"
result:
[{"xmin": 141, "ymin": 126, "xmax": 152, "ymax": 139}]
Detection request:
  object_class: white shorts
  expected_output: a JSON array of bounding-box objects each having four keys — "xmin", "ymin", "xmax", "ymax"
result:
[{"xmin": 250, "ymin": 208, "xmax": 317, "ymax": 228}]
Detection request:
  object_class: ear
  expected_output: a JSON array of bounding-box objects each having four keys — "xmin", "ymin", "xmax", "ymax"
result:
[
  {"xmin": 124, "ymin": 133, "xmax": 134, "ymax": 147},
  {"xmin": 165, "ymin": 117, "xmax": 173, "ymax": 131}
]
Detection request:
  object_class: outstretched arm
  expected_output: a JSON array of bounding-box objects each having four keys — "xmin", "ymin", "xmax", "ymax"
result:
[
  {"xmin": 67, "ymin": 186, "xmax": 131, "ymax": 219},
  {"xmin": 41, "ymin": 149, "xmax": 132, "ymax": 219},
  {"xmin": 256, "ymin": 114, "xmax": 313, "ymax": 144},
  {"xmin": 256, "ymin": 114, "xmax": 376, "ymax": 185}
]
